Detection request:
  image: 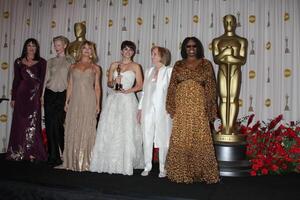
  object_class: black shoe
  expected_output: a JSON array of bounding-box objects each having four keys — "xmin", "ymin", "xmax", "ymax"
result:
[{"xmin": 47, "ymin": 159, "xmax": 62, "ymax": 167}]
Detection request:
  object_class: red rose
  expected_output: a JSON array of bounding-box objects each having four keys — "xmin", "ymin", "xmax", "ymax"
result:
[
  {"xmin": 246, "ymin": 150, "xmax": 252, "ymax": 156},
  {"xmin": 290, "ymin": 147, "xmax": 300, "ymax": 154},
  {"xmin": 285, "ymin": 156, "xmax": 292, "ymax": 162},
  {"xmin": 257, "ymin": 159, "xmax": 264, "ymax": 168},
  {"xmin": 252, "ymin": 164, "xmax": 260, "ymax": 171},
  {"xmin": 275, "ymin": 136, "xmax": 283, "ymax": 142},
  {"xmin": 250, "ymin": 170, "xmax": 257, "ymax": 176},
  {"xmin": 271, "ymin": 164, "xmax": 279, "ymax": 171},
  {"xmin": 282, "ymin": 163, "xmax": 288, "ymax": 170},
  {"xmin": 265, "ymin": 157, "xmax": 272, "ymax": 165},
  {"xmin": 240, "ymin": 126, "xmax": 249, "ymax": 135},
  {"xmin": 262, "ymin": 168, "xmax": 269, "ymax": 175}
]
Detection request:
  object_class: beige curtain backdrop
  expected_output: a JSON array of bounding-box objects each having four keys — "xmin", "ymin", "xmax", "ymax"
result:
[{"xmin": 0, "ymin": 0, "xmax": 299, "ymax": 152}]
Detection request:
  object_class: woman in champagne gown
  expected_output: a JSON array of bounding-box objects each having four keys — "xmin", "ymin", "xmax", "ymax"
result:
[
  {"xmin": 90, "ymin": 41, "xmax": 144, "ymax": 175},
  {"xmin": 61, "ymin": 41, "xmax": 101, "ymax": 171},
  {"xmin": 7, "ymin": 38, "xmax": 47, "ymax": 162}
]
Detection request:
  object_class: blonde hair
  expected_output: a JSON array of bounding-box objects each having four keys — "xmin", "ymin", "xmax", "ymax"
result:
[
  {"xmin": 53, "ymin": 35, "xmax": 69, "ymax": 45},
  {"xmin": 151, "ymin": 46, "xmax": 171, "ymax": 66},
  {"xmin": 53, "ymin": 35, "xmax": 70, "ymax": 54},
  {"xmin": 76, "ymin": 41, "xmax": 98, "ymax": 63}
]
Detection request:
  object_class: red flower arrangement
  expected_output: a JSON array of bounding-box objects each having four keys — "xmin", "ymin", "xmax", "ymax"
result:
[{"xmin": 238, "ymin": 114, "xmax": 300, "ymax": 176}]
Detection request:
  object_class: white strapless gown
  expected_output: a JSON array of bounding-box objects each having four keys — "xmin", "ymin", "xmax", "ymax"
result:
[{"xmin": 90, "ymin": 71, "xmax": 144, "ymax": 175}]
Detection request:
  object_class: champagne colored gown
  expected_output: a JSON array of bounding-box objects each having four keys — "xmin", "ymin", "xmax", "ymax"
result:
[{"xmin": 61, "ymin": 68, "xmax": 97, "ymax": 171}]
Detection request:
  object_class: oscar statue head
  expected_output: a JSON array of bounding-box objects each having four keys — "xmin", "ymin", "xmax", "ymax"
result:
[
  {"xmin": 223, "ymin": 15, "xmax": 237, "ymax": 33},
  {"xmin": 74, "ymin": 22, "xmax": 86, "ymax": 38}
]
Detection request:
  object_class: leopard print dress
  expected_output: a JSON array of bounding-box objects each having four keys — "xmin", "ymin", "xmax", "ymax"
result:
[{"xmin": 166, "ymin": 59, "xmax": 219, "ymax": 184}]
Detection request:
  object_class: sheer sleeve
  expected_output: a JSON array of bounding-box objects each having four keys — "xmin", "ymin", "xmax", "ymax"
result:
[
  {"xmin": 204, "ymin": 59, "xmax": 218, "ymax": 122},
  {"xmin": 166, "ymin": 62, "xmax": 179, "ymax": 118},
  {"xmin": 42, "ymin": 59, "xmax": 51, "ymax": 97},
  {"xmin": 11, "ymin": 59, "xmax": 21, "ymax": 101}
]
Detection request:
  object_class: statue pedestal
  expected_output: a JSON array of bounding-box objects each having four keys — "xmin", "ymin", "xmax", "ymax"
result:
[
  {"xmin": 214, "ymin": 140, "xmax": 251, "ymax": 177},
  {"xmin": 0, "ymin": 98, "xmax": 9, "ymax": 104}
]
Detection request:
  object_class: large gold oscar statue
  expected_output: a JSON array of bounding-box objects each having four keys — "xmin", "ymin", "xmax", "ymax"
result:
[
  {"xmin": 212, "ymin": 14, "xmax": 250, "ymax": 176},
  {"xmin": 212, "ymin": 15, "xmax": 248, "ymax": 143},
  {"xmin": 68, "ymin": 22, "xmax": 87, "ymax": 59}
]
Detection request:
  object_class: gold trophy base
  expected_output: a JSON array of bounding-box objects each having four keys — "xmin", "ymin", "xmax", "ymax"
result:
[
  {"xmin": 213, "ymin": 132, "xmax": 250, "ymax": 176},
  {"xmin": 214, "ymin": 132, "xmax": 246, "ymax": 144}
]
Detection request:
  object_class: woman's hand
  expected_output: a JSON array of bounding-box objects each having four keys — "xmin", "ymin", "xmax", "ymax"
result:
[
  {"xmin": 64, "ymin": 103, "xmax": 68, "ymax": 112},
  {"xmin": 10, "ymin": 100, "xmax": 15, "ymax": 108},
  {"xmin": 96, "ymin": 106, "xmax": 100, "ymax": 115},
  {"xmin": 213, "ymin": 118, "xmax": 222, "ymax": 132},
  {"xmin": 120, "ymin": 88, "xmax": 130, "ymax": 94}
]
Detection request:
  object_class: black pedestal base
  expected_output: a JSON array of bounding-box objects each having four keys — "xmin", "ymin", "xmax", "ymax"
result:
[
  {"xmin": 214, "ymin": 142, "xmax": 251, "ymax": 177},
  {"xmin": 0, "ymin": 98, "xmax": 9, "ymax": 104}
]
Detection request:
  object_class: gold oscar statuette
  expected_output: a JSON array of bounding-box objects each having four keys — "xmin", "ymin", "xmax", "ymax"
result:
[
  {"xmin": 115, "ymin": 65, "xmax": 123, "ymax": 91},
  {"xmin": 212, "ymin": 15, "xmax": 248, "ymax": 143},
  {"xmin": 68, "ymin": 22, "xmax": 87, "ymax": 59}
]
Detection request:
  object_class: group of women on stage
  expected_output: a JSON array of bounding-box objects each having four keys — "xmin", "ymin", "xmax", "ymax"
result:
[{"xmin": 6, "ymin": 36, "xmax": 220, "ymax": 184}]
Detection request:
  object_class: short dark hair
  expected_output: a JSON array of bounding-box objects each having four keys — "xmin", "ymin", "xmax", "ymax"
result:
[
  {"xmin": 181, "ymin": 37, "xmax": 204, "ymax": 59},
  {"xmin": 20, "ymin": 38, "xmax": 41, "ymax": 61},
  {"xmin": 121, "ymin": 40, "xmax": 136, "ymax": 60}
]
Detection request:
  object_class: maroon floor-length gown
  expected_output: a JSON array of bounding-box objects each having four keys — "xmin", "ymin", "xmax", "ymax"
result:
[{"xmin": 6, "ymin": 58, "xmax": 47, "ymax": 161}]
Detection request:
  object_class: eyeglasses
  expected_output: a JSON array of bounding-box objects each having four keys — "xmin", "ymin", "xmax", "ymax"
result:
[{"xmin": 186, "ymin": 45, "xmax": 197, "ymax": 48}]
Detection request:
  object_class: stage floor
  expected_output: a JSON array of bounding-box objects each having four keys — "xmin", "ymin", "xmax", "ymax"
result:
[{"xmin": 0, "ymin": 154, "xmax": 299, "ymax": 200}]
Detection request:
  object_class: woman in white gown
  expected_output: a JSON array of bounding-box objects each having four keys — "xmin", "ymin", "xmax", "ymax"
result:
[{"xmin": 90, "ymin": 41, "xmax": 144, "ymax": 175}]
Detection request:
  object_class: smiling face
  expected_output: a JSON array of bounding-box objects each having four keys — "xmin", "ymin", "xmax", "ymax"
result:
[
  {"xmin": 121, "ymin": 46, "xmax": 135, "ymax": 60},
  {"xmin": 185, "ymin": 40, "xmax": 197, "ymax": 58},
  {"xmin": 26, "ymin": 42, "xmax": 37, "ymax": 56},
  {"xmin": 76, "ymin": 41, "xmax": 97, "ymax": 62},
  {"xmin": 81, "ymin": 43, "xmax": 92, "ymax": 57},
  {"xmin": 54, "ymin": 40, "xmax": 67, "ymax": 56},
  {"xmin": 151, "ymin": 47, "xmax": 161, "ymax": 65}
]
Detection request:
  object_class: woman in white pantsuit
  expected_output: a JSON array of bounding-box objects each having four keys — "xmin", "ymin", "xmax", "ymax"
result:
[{"xmin": 137, "ymin": 46, "xmax": 173, "ymax": 178}]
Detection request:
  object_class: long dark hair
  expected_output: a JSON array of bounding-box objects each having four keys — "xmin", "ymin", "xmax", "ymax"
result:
[
  {"xmin": 181, "ymin": 37, "xmax": 204, "ymax": 59},
  {"xmin": 20, "ymin": 38, "xmax": 41, "ymax": 61}
]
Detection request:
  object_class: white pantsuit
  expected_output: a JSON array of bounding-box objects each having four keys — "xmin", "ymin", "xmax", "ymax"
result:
[{"xmin": 138, "ymin": 66, "xmax": 173, "ymax": 173}]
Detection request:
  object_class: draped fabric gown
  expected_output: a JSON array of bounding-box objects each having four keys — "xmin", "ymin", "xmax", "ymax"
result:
[
  {"xmin": 166, "ymin": 59, "xmax": 220, "ymax": 184},
  {"xmin": 61, "ymin": 68, "xmax": 97, "ymax": 171},
  {"xmin": 7, "ymin": 58, "xmax": 47, "ymax": 161}
]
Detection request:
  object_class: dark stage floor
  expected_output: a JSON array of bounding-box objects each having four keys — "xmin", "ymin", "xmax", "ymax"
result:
[{"xmin": 0, "ymin": 154, "xmax": 300, "ymax": 200}]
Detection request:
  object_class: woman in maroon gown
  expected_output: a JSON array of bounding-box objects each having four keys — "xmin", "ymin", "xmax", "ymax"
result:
[{"xmin": 6, "ymin": 38, "xmax": 47, "ymax": 162}]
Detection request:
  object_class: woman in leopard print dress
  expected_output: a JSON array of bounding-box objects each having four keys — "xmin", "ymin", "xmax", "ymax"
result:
[{"xmin": 166, "ymin": 37, "xmax": 219, "ymax": 184}]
